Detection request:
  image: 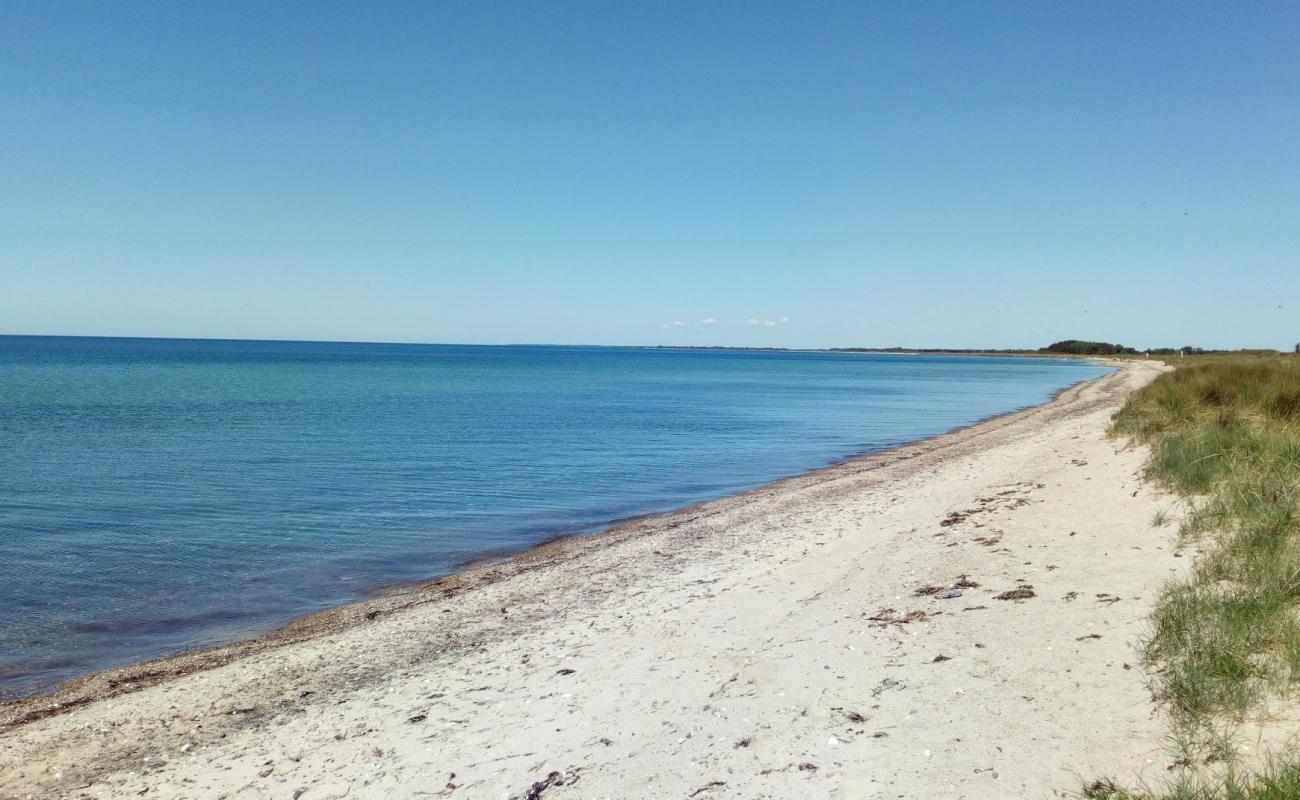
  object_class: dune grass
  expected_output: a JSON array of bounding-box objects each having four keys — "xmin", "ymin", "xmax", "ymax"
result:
[
  {"xmin": 1084, "ymin": 757, "xmax": 1300, "ymax": 800},
  {"xmin": 1086, "ymin": 354, "xmax": 1300, "ymax": 798}
]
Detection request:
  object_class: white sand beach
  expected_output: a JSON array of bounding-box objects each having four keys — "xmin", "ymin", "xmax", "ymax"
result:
[{"xmin": 0, "ymin": 360, "xmax": 1175, "ymax": 799}]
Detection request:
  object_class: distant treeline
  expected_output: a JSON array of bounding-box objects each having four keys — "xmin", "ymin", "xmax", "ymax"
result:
[
  {"xmin": 831, "ymin": 341, "xmax": 1249, "ymax": 356},
  {"xmin": 1043, "ymin": 340, "xmax": 1139, "ymax": 355},
  {"xmin": 1048, "ymin": 341, "xmax": 1246, "ymax": 356},
  {"xmin": 1146, "ymin": 346, "xmax": 1214, "ymax": 355},
  {"xmin": 664, "ymin": 342, "xmax": 1286, "ymax": 357}
]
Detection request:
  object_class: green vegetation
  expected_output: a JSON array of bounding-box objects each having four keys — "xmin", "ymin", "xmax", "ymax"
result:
[
  {"xmin": 1045, "ymin": 339, "xmax": 1141, "ymax": 355},
  {"xmin": 1149, "ymin": 346, "xmax": 1215, "ymax": 356},
  {"xmin": 1087, "ymin": 353, "xmax": 1300, "ymax": 799},
  {"xmin": 1084, "ymin": 758, "xmax": 1300, "ymax": 800},
  {"xmin": 828, "ymin": 340, "xmax": 1249, "ymax": 357}
]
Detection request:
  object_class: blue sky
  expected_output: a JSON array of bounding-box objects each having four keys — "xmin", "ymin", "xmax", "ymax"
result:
[{"xmin": 2, "ymin": 2, "xmax": 1297, "ymax": 349}]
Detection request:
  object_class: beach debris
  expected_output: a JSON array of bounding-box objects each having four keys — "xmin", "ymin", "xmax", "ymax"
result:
[
  {"xmin": 827, "ymin": 736, "xmax": 841, "ymax": 746},
  {"xmin": 688, "ymin": 782, "xmax": 726, "ymax": 797},
  {"xmin": 995, "ymin": 585, "xmax": 1036, "ymax": 601},
  {"xmin": 1064, "ymin": 591, "xmax": 1080, "ymax": 602},
  {"xmin": 1076, "ymin": 634, "xmax": 1102, "ymax": 641},
  {"xmin": 940, "ymin": 511, "xmax": 969, "ymax": 527},
  {"xmin": 932, "ymin": 654, "xmax": 952, "ymax": 663},
  {"xmin": 735, "ymin": 737, "xmax": 752, "ymax": 748},
  {"xmin": 837, "ymin": 709, "xmax": 867, "ymax": 723},
  {"xmin": 867, "ymin": 608, "xmax": 930, "ymax": 627},
  {"xmin": 709, "ymin": 672, "xmax": 739, "ymax": 698},
  {"xmin": 407, "ymin": 713, "xmax": 427, "ymax": 724},
  {"xmin": 872, "ymin": 678, "xmax": 905, "ymax": 696},
  {"xmin": 555, "ymin": 668, "xmax": 576, "ymax": 675},
  {"xmin": 915, "ymin": 580, "xmax": 977, "ymax": 598},
  {"xmin": 523, "ymin": 768, "xmax": 581, "ymax": 800},
  {"xmin": 580, "ymin": 735, "xmax": 613, "ymax": 748},
  {"xmin": 961, "ymin": 605, "xmax": 988, "ymax": 611},
  {"xmin": 1084, "ymin": 778, "xmax": 1121, "ymax": 797},
  {"xmin": 760, "ymin": 762, "xmax": 819, "ymax": 776},
  {"xmin": 1097, "ymin": 594, "xmax": 1121, "ymax": 605}
]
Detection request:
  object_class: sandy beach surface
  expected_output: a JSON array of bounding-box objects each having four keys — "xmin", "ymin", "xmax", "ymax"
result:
[{"xmin": 1, "ymin": 360, "xmax": 1174, "ymax": 800}]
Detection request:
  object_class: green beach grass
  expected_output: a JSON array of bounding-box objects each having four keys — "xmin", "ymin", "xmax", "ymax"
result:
[{"xmin": 1085, "ymin": 353, "xmax": 1300, "ymax": 798}]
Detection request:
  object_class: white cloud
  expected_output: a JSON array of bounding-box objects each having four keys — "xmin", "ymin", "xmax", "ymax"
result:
[
  {"xmin": 661, "ymin": 317, "xmax": 718, "ymax": 330},
  {"xmin": 658, "ymin": 315, "xmax": 784, "ymax": 331}
]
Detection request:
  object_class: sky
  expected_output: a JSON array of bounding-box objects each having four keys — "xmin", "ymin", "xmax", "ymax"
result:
[{"xmin": 2, "ymin": 1, "xmax": 1297, "ymax": 350}]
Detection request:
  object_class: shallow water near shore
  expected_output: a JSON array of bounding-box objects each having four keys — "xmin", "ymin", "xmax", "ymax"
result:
[{"xmin": 0, "ymin": 336, "xmax": 1109, "ymax": 696}]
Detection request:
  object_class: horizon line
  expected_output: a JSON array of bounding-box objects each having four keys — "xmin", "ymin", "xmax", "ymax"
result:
[{"xmin": 0, "ymin": 332, "xmax": 1266, "ymax": 354}]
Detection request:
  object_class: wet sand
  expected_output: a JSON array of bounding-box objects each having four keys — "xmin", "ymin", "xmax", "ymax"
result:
[{"xmin": 0, "ymin": 360, "xmax": 1173, "ymax": 799}]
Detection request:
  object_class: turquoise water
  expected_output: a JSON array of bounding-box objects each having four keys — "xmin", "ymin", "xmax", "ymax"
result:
[{"xmin": 0, "ymin": 336, "xmax": 1109, "ymax": 696}]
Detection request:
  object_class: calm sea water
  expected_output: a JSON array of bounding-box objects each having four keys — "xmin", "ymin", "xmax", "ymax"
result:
[{"xmin": 0, "ymin": 336, "xmax": 1110, "ymax": 696}]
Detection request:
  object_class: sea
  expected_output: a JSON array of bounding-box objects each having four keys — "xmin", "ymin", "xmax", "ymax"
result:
[{"xmin": 0, "ymin": 336, "xmax": 1110, "ymax": 696}]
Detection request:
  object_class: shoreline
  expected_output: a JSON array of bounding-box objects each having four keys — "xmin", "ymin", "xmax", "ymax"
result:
[
  {"xmin": 0, "ymin": 351, "xmax": 1107, "ymax": 707},
  {"xmin": 0, "ymin": 360, "xmax": 1172, "ymax": 799},
  {"xmin": 439, "ymin": 364, "xmax": 1105, "ymax": 575},
  {"xmin": 0, "ymin": 365, "xmax": 1111, "ymax": 724}
]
